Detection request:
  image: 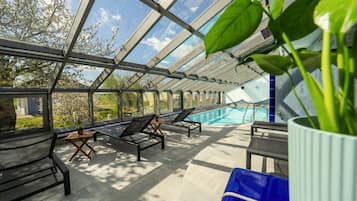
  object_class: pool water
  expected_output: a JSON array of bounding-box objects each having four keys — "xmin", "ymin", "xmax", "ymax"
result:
[{"xmin": 185, "ymin": 106, "xmax": 268, "ymax": 126}]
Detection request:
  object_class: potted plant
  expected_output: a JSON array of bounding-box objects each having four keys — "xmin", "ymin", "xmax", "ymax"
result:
[
  {"xmin": 75, "ymin": 119, "xmax": 83, "ymax": 135},
  {"xmin": 204, "ymin": 0, "xmax": 357, "ymax": 200}
]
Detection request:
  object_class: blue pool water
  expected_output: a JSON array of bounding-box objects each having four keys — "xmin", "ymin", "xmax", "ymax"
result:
[{"xmin": 186, "ymin": 106, "xmax": 268, "ymax": 126}]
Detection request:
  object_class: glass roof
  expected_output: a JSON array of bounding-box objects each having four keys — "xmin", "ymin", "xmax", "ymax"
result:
[
  {"xmin": 169, "ymin": 0, "xmax": 215, "ymax": 24},
  {"xmin": 0, "ymin": 0, "xmax": 80, "ymax": 49},
  {"xmin": 0, "ymin": 0, "xmax": 267, "ymax": 93},
  {"xmin": 157, "ymin": 35, "xmax": 202, "ymax": 69},
  {"xmin": 99, "ymin": 69, "xmax": 136, "ymax": 89},
  {"xmin": 124, "ymin": 17, "xmax": 184, "ymax": 64},
  {"xmin": 73, "ymin": 0, "xmax": 150, "ymax": 57},
  {"xmin": 56, "ymin": 64, "xmax": 103, "ymax": 88}
]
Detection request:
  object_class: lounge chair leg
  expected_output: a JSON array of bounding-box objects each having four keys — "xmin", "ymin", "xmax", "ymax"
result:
[
  {"xmin": 188, "ymin": 129, "xmax": 191, "ymax": 137},
  {"xmin": 199, "ymin": 124, "xmax": 202, "ymax": 132},
  {"xmin": 137, "ymin": 145, "xmax": 141, "ymax": 161},
  {"xmin": 64, "ymin": 170, "xmax": 71, "ymax": 195},
  {"xmin": 246, "ymin": 151, "xmax": 252, "ymax": 169},
  {"xmin": 161, "ymin": 136, "xmax": 165, "ymax": 150}
]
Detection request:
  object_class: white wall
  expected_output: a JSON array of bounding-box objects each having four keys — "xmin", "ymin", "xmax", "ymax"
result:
[{"xmin": 225, "ymin": 74, "xmax": 269, "ymax": 103}]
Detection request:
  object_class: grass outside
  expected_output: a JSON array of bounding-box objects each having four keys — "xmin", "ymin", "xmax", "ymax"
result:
[{"xmin": 16, "ymin": 115, "xmax": 43, "ymax": 130}]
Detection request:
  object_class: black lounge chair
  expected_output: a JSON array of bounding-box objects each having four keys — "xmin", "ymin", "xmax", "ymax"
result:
[
  {"xmin": 0, "ymin": 132, "xmax": 70, "ymax": 201},
  {"xmin": 162, "ymin": 108, "xmax": 201, "ymax": 137},
  {"xmin": 94, "ymin": 114, "xmax": 164, "ymax": 161},
  {"xmin": 247, "ymin": 121, "xmax": 288, "ymax": 170}
]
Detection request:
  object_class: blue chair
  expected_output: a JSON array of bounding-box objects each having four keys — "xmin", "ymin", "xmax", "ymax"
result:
[{"xmin": 222, "ymin": 168, "xmax": 289, "ymax": 201}]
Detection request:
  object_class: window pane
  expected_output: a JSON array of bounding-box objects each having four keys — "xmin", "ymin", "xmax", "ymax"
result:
[
  {"xmin": 157, "ymin": 35, "xmax": 202, "ymax": 69},
  {"xmin": 125, "ymin": 17, "xmax": 183, "ymax": 64},
  {"xmin": 192, "ymin": 92, "xmax": 199, "ymax": 107},
  {"xmin": 199, "ymin": 12, "xmax": 221, "ymax": 35},
  {"xmin": 199, "ymin": 93, "xmax": 205, "ymax": 106},
  {"xmin": 184, "ymin": 92, "xmax": 192, "ymax": 108},
  {"xmin": 57, "ymin": 64, "xmax": 103, "ymax": 88},
  {"xmin": 100, "ymin": 69, "xmax": 136, "ymax": 89},
  {"xmin": 0, "ymin": 56, "xmax": 57, "ymax": 88},
  {"xmin": 176, "ymin": 52, "xmax": 205, "ymax": 72},
  {"xmin": 94, "ymin": 92, "xmax": 118, "ymax": 122},
  {"xmin": 73, "ymin": 0, "xmax": 150, "ymax": 57},
  {"xmin": 170, "ymin": 0, "xmax": 214, "ymax": 24},
  {"xmin": 159, "ymin": 92, "xmax": 170, "ymax": 114},
  {"xmin": 0, "ymin": 0, "xmax": 80, "ymax": 48},
  {"xmin": 143, "ymin": 92, "xmax": 156, "ymax": 115},
  {"xmin": 206, "ymin": 93, "xmax": 211, "ymax": 105},
  {"xmin": 122, "ymin": 92, "xmax": 140, "ymax": 118},
  {"xmin": 0, "ymin": 96, "xmax": 44, "ymax": 133},
  {"xmin": 52, "ymin": 93, "xmax": 89, "ymax": 128},
  {"xmin": 135, "ymin": 74, "xmax": 158, "ymax": 90},
  {"xmin": 173, "ymin": 92, "xmax": 181, "ymax": 110}
]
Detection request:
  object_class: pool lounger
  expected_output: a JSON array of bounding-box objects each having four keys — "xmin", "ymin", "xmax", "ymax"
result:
[
  {"xmin": 94, "ymin": 115, "xmax": 165, "ymax": 161},
  {"xmin": 161, "ymin": 108, "xmax": 202, "ymax": 137}
]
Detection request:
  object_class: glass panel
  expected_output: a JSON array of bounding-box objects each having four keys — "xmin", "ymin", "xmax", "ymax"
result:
[
  {"xmin": 192, "ymin": 92, "xmax": 199, "ymax": 107},
  {"xmin": 199, "ymin": 93, "xmax": 205, "ymax": 106},
  {"xmin": 57, "ymin": 64, "xmax": 103, "ymax": 88},
  {"xmin": 100, "ymin": 69, "xmax": 136, "ymax": 89},
  {"xmin": 0, "ymin": 96, "xmax": 44, "ymax": 133},
  {"xmin": 94, "ymin": 92, "xmax": 118, "ymax": 122},
  {"xmin": 159, "ymin": 92, "xmax": 170, "ymax": 114},
  {"xmin": 173, "ymin": 92, "xmax": 181, "ymax": 111},
  {"xmin": 170, "ymin": 0, "xmax": 215, "ymax": 24},
  {"xmin": 176, "ymin": 52, "xmax": 205, "ymax": 72},
  {"xmin": 206, "ymin": 93, "xmax": 211, "ymax": 105},
  {"xmin": 184, "ymin": 92, "xmax": 192, "ymax": 108},
  {"xmin": 143, "ymin": 92, "xmax": 156, "ymax": 115},
  {"xmin": 0, "ymin": 0, "xmax": 80, "ymax": 48},
  {"xmin": 199, "ymin": 12, "xmax": 222, "ymax": 35},
  {"xmin": 52, "ymin": 93, "xmax": 89, "ymax": 128},
  {"xmin": 122, "ymin": 92, "xmax": 140, "ymax": 118},
  {"xmin": 157, "ymin": 35, "xmax": 202, "ymax": 69},
  {"xmin": 125, "ymin": 17, "xmax": 184, "ymax": 64},
  {"xmin": 73, "ymin": 0, "xmax": 150, "ymax": 57},
  {"xmin": 0, "ymin": 56, "xmax": 57, "ymax": 88},
  {"xmin": 135, "ymin": 74, "xmax": 158, "ymax": 90}
]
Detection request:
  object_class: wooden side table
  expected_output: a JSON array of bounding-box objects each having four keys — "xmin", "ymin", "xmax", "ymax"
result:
[
  {"xmin": 64, "ymin": 130, "xmax": 96, "ymax": 161},
  {"xmin": 150, "ymin": 119, "xmax": 165, "ymax": 135}
]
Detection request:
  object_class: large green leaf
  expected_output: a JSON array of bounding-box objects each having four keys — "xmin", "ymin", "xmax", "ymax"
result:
[
  {"xmin": 269, "ymin": 0, "xmax": 319, "ymax": 44},
  {"xmin": 314, "ymin": 0, "xmax": 357, "ymax": 33},
  {"xmin": 270, "ymin": 0, "xmax": 285, "ymax": 19},
  {"xmin": 248, "ymin": 54, "xmax": 292, "ymax": 75},
  {"xmin": 204, "ymin": 0, "xmax": 263, "ymax": 56}
]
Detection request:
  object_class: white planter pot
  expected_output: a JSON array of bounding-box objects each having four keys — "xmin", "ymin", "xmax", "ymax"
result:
[{"xmin": 288, "ymin": 117, "xmax": 357, "ymax": 201}]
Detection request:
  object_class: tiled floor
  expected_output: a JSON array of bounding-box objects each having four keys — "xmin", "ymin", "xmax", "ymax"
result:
[{"xmin": 26, "ymin": 124, "xmax": 287, "ymax": 201}]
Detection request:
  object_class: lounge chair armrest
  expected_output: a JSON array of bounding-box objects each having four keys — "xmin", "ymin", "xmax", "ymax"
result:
[
  {"xmin": 183, "ymin": 120, "xmax": 201, "ymax": 125},
  {"xmin": 142, "ymin": 131, "xmax": 164, "ymax": 139},
  {"xmin": 52, "ymin": 154, "xmax": 68, "ymax": 174}
]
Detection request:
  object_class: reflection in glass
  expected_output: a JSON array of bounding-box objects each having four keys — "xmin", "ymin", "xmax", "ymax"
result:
[
  {"xmin": 173, "ymin": 92, "xmax": 181, "ymax": 111},
  {"xmin": 0, "ymin": 0, "xmax": 80, "ymax": 48},
  {"xmin": 52, "ymin": 93, "xmax": 89, "ymax": 128},
  {"xmin": 143, "ymin": 92, "xmax": 156, "ymax": 115},
  {"xmin": 125, "ymin": 17, "xmax": 183, "ymax": 64},
  {"xmin": 122, "ymin": 92, "xmax": 140, "ymax": 118},
  {"xmin": 159, "ymin": 92, "xmax": 170, "ymax": 114},
  {"xmin": 184, "ymin": 92, "xmax": 192, "ymax": 108},
  {"xmin": 57, "ymin": 64, "xmax": 103, "ymax": 88},
  {"xmin": 73, "ymin": 0, "xmax": 150, "ymax": 57},
  {"xmin": 0, "ymin": 56, "xmax": 56, "ymax": 88},
  {"xmin": 0, "ymin": 96, "xmax": 44, "ymax": 132},
  {"xmin": 176, "ymin": 52, "xmax": 205, "ymax": 72},
  {"xmin": 94, "ymin": 92, "xmax": 118, "ymax": 122}
]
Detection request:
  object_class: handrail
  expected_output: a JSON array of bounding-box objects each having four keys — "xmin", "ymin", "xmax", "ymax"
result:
[{"xmin": 242, "ymin": 103, "xmax": 250, "ymax": 123}]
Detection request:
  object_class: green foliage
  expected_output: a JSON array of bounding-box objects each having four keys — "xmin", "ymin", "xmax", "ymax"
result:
[
  {"xmin": 204, "ymin": 0, "xmax": 263, "ymax": 55},
  {"xmin": 204, "ymin": 0, "xmax": 357, "ymax": 135}
]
